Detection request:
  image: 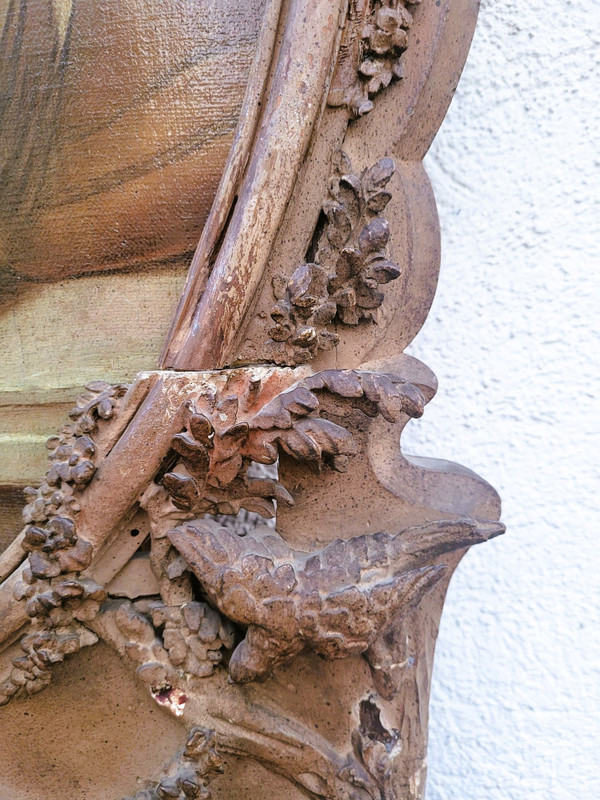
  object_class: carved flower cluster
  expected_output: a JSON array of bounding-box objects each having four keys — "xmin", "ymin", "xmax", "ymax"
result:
[
  {"xmin": 356, "ymin": 1, "xmax": 420, "ymax": 115},
  {"xmin": 268, "ymin": 156, "xmax": 401, "ymax": 364},
  {"xmin": 20, "ymin": 382, "xmax": 127, "ymax": 580},
  {"xmin": 115, "ymin": 600, "xmax": 234, "ymax": 690},
  {"xmin": 3, "ymin": 382, "xmax": 128, "ymax": 707},
  {"xmin": 1, "ymin": 564, "xmax": 106, "ymax": 703},
  {"xmin": 0, "ymin": 623, "xmax": 99, "ymax": 705},
  {"xmin": 124, "ymin": 727, "xmax": 223, "ymax": 800},
  {"xmin": 328, "ymin": 0, "xmax": 420, "ymax": 118}
]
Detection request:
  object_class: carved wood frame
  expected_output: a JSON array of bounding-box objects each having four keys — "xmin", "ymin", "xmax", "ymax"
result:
[{"xmin": 0, "ymin": 2, "xmax": 503, "ymax": 798}]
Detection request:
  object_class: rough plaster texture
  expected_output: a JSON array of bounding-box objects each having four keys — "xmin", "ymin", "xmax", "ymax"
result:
[{"xmin": 403, "ymin": 2, "xmax": 600, "ymax": 798}]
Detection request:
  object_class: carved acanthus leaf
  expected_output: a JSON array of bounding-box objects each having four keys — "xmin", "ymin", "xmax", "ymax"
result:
[
  {"xmin": 168, "ymin": 517, "xmax": 504, "ymax": 683},
  {"xmin": 267, "ymin": 156, "xmax": 401, "ymax": 364},
  {"xmin": 162, "ymin": 369, "xmax": 425, "ymax": 518}
]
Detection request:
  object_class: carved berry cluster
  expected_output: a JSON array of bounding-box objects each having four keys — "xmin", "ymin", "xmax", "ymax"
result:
[
  {"xmin": 14, "ymin": 569, "xmax": 105, "ymax": 623},
  {"xmin": 115, "ymin": 600, "xmax": 235, "ymax": 691},
  {"xmin": 2, "ymin": 382, "xmax": 128, "ymax": 707},
  {"xmin": 151, "ymin": 602, "xmax": 235, "ymax": 679},
  {"xmin": 328, "ymin": 0, "xmax": 420, "ymax": 118},
  {"xmin": 0, "ymin": 619, "xmax": 100, "ymax": 705},
  {"xmin": 22, "ymin": 516, "xmax": 92, "ymax": 579}
]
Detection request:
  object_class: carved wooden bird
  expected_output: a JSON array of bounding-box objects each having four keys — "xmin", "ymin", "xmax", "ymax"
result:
[{"xmin": 169, "ymin": 517, "xmax": 503, "ymax": 683}]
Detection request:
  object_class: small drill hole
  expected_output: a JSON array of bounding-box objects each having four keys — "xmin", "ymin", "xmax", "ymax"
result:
[{"xmin": 130, "ymin": 528, "xmax": 140, "ymax": 537}]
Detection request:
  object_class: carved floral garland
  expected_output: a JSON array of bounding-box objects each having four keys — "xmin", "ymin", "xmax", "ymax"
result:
[{"xmin": 0, "ymin": 382, "xmax": 127, "ymax": 705}]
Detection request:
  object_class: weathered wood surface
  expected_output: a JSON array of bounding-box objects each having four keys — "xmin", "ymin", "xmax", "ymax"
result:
[{"xmin": 0, "ymin": 2, "xmax": 503, "ymax": 800}]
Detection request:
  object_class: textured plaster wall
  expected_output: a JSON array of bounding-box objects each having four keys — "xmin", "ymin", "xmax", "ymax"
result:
[{"xmin": 403, "ymin": 2, "xmax": 600, "ymax": 798}]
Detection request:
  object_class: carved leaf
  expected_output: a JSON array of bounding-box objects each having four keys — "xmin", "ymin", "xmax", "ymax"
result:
[
  {"xmin": 276, "ymin": 417, "xmax": 356, "ymax": 463},
  {"xmin": 362, "ymin": 158, "xmax": 395, "ymax": 192},
  {"xmin": 189, "ymin": 413, "xmax": 214, "ymax": 446},
  {"xmin": 365, "ymin": 259, "xmax": 401, "ymax": 284},
  {"xmin": 357, "ymin": 217, "xmax": 390, "ymax": 255},
  {"xmin": 171, "ymin": 433, "xmax": 208, "ymax": 464},
  {"xmin": 325, "ymin": 205, "xmax": 353, "ymax": 248},
  {"xmin": 163, "ymin": 473, "xmax": 199, "ymax": 511}
]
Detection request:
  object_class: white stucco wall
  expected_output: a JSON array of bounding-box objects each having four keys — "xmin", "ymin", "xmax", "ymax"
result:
[{"xmin": 403, "ymin": 2, "xmax": 600, "ymax": 798}]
